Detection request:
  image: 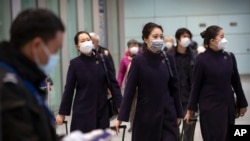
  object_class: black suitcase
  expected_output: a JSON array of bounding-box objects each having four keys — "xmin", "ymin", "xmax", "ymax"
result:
[
  {"xmin": 110, "ymin": 125, "xmax": 127, "ymax": 141},
  {"xmin": 180, "ymin": 118, "xmax": 197, "ymax": 141}
]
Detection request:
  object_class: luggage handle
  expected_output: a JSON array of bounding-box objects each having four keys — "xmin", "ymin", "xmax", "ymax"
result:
[{"xmin": 110, "ymin": 125, "xmax": 127, "ymax": 141}]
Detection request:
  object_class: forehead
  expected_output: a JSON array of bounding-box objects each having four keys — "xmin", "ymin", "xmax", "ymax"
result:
[
  {"xmin": 150, "ymin": 27, "xmax": 163, "ymax": 35},
  {"xmin": 180, "ymin": 33, "xmax": 191, "ymax": 38},
  {"xmin": 165, "ymin": 37, "xmax": 173, "ymax": 42},
  {"xmin": 217, "ymin": 29, "xmax": 224, "ymax": 36},
  {"xmin": 129, "ymin": 43, "xmax": 139, "ymax": 47},
  {"xmin": 78, "ymin": 33, "xmax": 90, "ymax": 40}
]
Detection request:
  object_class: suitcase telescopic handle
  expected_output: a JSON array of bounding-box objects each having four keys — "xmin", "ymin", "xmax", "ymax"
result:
[{"xmin": 110, "ymin": 125, "xmax": 127, "ymax": 141}]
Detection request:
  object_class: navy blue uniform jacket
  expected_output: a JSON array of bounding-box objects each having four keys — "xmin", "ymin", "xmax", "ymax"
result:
[
  {"xmin": 58, "ymin": 53, "xmax": 122, "ymax": 133},
  {"xmin": 188, "ymin": 48, "xmax": 248, "ymax": 141},
  {"xmin": 118, "ymin": 49, "xmax": 183, "ymax": 141}
]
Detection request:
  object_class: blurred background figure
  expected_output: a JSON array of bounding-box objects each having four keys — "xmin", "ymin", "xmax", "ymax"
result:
[
  {"xmin": 89, "ymin": 32, "xmax": 115, "ymax": 68},
  {"xmin": 117, "ymin": 39, "xmax": 140, "ymax": 132},
  {"xmin": 164, "ymin": 36, "xmax": 175, "ymax": 51},
  {"xmin": 118, "ymin": 39, "xmax": 140, "ymax": 88},
  {"xmin": 189, "ymin": 40, "xmax": 198, "ymax": 55},
  {"xmin": 197, "ymin": 44, "xmax": 206, "ymax": 54}
]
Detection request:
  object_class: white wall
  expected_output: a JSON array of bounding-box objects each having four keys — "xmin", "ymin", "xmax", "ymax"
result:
[{"xmin": 124, "ymin": 0, "xmax": 250, "ymax": 74}]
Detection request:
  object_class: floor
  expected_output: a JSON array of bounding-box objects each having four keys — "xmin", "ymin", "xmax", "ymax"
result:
[{"xmin": 56, "ymin": 75, "xmax": 250, "ymax": 141}]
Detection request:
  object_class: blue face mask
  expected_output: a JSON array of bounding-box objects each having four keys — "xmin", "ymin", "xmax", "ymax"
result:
[
  {"xmin": 35, "ymin": 44, "xmax": 59, "ymax": 75},
  {"xmin": 150, "ymin": 39, "xmax": 164, "ymax": 53}
]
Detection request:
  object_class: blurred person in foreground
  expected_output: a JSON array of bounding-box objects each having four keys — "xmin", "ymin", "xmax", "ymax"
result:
[
  {"xmin": 0, "ymin": 8, "xmax": 114, "ymax": 141},
  {"xmin": 0, "ymin": 8, "xmax": 64, "ymax": 141}
]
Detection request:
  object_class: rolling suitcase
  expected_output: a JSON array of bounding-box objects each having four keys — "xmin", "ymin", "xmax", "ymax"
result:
[
  {"xmin": 180, "ymin": 118, "xmax": 197, "ymax": 141},
  {"xmin": 110, "ymin": 125, "xmax": 127, "ymax": 141}
]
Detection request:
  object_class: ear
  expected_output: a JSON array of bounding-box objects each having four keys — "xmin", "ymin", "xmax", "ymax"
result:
[
  {"xmin": 31, "ymin": 37, "xmax": 43, "ymax": 49},
  {"xmin": 211, "ymin": 38, "xmax": 217, "ymax": 42}
]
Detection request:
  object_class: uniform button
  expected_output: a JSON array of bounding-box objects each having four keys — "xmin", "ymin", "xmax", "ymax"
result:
[
  {"xmin": 162, "ymin": 60, "xmax": 165, "ymax": 63},
  {"xmin": 96, "ymin": 61, "xmax": 99, "ymax": 64},
  {"xmin": 224, "ymin": 56, "xmax": 228, "ymax": 60}
]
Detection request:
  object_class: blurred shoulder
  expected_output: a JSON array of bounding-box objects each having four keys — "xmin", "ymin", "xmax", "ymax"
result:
[{"xmin": 99, "ymin": 46, "xmax": 110, "ymax": 56}]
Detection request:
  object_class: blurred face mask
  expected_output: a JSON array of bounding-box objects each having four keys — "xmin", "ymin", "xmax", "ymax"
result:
[
  {"xmin": 165, "ymin": 42, "xmax": 173, "ymax": 49},
  {"xmin": 218, "ymin": 38, "xmax": 228, "ymax": 50},
  {"xmin": 129, "ymin": 47, "xmax": 139, "ymax": 55},
  {"xmin": 79, "ymin": 41, "xmax": 94, "ymax": 54},
  {"xmin": 180, "ymin": 37, "xmax": 191, "ymax": 48},
  {"xmin": 150, "ymin": 39, "xmax": 164, "ymax": 53},
  {"xmin": 35, "ymin": 44, "xmax": 59, "ymax": 75}
]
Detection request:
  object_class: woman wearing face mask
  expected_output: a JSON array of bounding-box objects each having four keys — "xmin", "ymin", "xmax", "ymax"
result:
[
  {"xmin": 184, "ymin": 25, "xmax": 248, "ymax": 141},
  {"xmin": 114, "ymin": 22, "xmax": 183, "ymax": 141},
  {"xmin": 56, "ymin": 31, "xmax": 122, "ymax": 133}
]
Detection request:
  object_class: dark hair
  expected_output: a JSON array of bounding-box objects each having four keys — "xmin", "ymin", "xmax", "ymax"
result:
[
  {"xmin": 74, "ymin": 31, "xmax": 91, "ymax": 45},
  {"xmin": 10, "ymin": 8, "xmax": 65, "ymax": 49},
  {"xmin": 141, "ymin": 22, "xmax": 163, "ymax": 40},
  {"xmin": 200, "ymin": 25, "xmax": 222, "ymax": 47},
  {"xmin": 175, "ymin": 28, "xmax": 193, "ymax": 40},
  {"xmin": 127, "ymin": 39, "xmax": 139, "ymax": 48}
]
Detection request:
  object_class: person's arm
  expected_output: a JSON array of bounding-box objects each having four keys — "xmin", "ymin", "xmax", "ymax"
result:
[
  {"xmin": 231, "ymin": 53, "xmax": 248, "ymax": 108},
  {"xmin": 187, "ymin": 56, "xmax": 204, "ymax": 111},
  {"xmin": 58, "ymin": 61, "xmax": 77, "ymax": 116},
  {"xmin": 117, "ymin": 58, "xmax": 139, "ymax": 121}
]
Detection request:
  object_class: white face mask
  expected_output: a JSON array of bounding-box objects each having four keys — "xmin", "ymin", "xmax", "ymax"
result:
[
  {"xmin": 79, "ymin": 41, "xmax": 94, "ymax": 54},
  {"xmin": 218, "ymin": 38, "xmax": 228, "ymax": 50},
  {"xmin": 165, "ymin": 42, "xmax": 173, "ymax": 49},
  {"xmin": 129, "ymin": 47, "xmax": 139, "ymax": 55},
  {"xmin": 35, "ymin": 44, "xmax": 59, "ymax": 75},
  {"xmin": 180, "ymin": 37, "xmax": 191, "ymax": 48},
  {"xmin": 150, "ymin": 39, "xmax": 164, "ymax": 53}
]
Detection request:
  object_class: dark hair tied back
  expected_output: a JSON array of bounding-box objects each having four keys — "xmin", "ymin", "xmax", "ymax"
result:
[
  {"xmin": 200, "ymin": 30, "xmax": 206, "ymax": 39},
  {"xmin": 200, "ymin": 25, "xmax": 222, "ymax": 47}
]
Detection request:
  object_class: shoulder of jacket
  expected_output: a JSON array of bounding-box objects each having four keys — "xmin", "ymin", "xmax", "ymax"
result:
[
  {"xmin": 99, "ymin": 46, "xmax": 109, "ymax": 56},
  {"xmin": 103, "ymin": 49, "xmax": 109, "ymax": 56},
  {"xmin": 0, "ymin": 68, "xmax": 19, "ymax": 85}
]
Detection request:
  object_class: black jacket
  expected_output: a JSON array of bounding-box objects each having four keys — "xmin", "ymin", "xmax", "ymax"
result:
[
  {"xmin": 0, "ymin": 42, "xmax": 59, "ymax": 141},
  {"xmin": 168, "ymin": 47, "xmax": 196, "ymax": 108}
]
